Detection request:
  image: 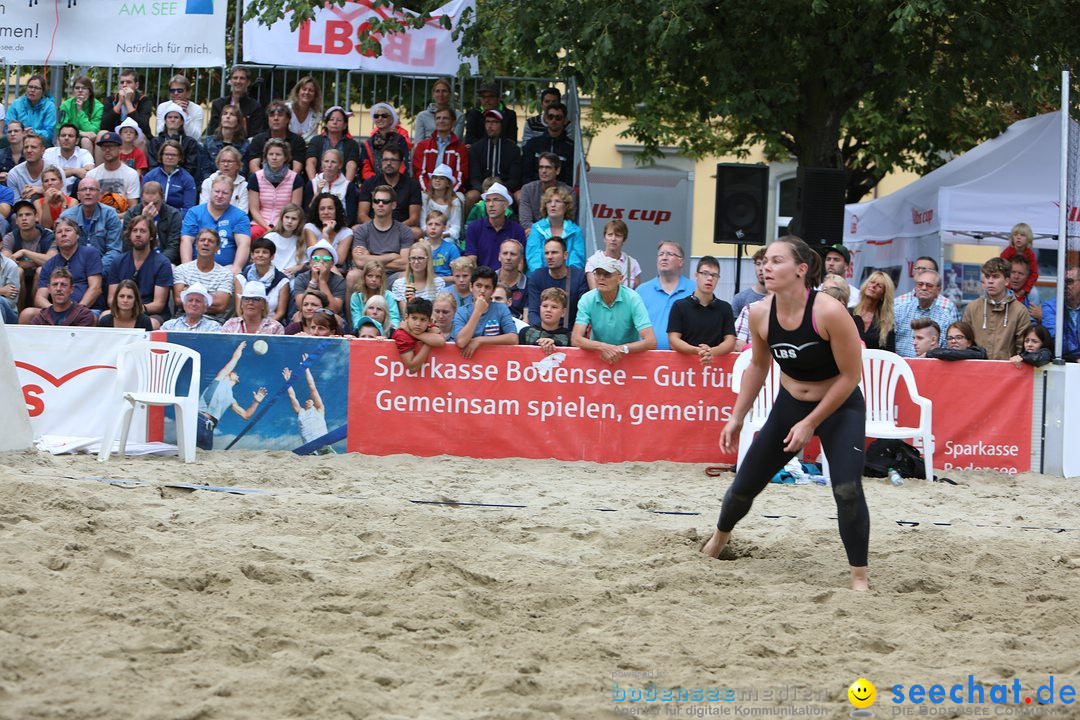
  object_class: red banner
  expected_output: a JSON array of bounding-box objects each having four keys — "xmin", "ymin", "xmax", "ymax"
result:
[
  {"xmin": 907, "ymin": 359, "xmax": 1032, "ymax": 475},
  {"xmin": 347, "ymin": 344, "xmax": 1033, "ymax": 473}
]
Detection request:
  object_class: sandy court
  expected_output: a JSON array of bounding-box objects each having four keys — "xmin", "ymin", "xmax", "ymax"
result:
[{"xmin": 1, "ymin": 450, "xmax": 1077, "ymax": 719}]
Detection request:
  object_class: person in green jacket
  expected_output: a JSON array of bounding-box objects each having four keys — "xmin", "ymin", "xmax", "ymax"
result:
[{"xmin": 56, "ymin": 76, "xmax": 102, "ymax": 153}]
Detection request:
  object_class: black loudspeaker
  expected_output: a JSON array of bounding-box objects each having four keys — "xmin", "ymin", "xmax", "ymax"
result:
[
  {"xmin": 791, "ymin": 167, "xmax": 847, "ymax": 248},
  {"xmin": 713, "ymin": 163, "xmax": 769, "ymax": 245}
]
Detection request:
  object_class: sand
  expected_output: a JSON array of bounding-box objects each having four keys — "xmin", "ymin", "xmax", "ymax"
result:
[{"xmin": 1, "ymin": 450, "xmax": 1078, "ymax": 720}]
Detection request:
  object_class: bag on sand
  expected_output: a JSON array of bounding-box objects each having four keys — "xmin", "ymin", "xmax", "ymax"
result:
[{"xmin": 863, "ymin": 439, "xmax": 926, "ymax": 479}]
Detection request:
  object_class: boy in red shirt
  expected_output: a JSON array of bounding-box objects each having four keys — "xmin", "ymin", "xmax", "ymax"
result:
[{"xmin": 392, "ymin": 297, "xmax": 446, "ymax": 371}]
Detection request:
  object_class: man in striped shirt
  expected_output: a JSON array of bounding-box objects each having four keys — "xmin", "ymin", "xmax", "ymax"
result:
[{"xmin": 893, "ymin": 269, "xmax": 959, "ymax": 358}]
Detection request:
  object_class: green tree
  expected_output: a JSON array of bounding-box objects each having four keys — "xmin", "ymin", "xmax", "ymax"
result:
[{"xmin": 242, "ymin": 0, "xmax": 1079, "ymax": 201}]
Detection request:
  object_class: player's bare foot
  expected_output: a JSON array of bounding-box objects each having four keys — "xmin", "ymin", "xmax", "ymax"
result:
[
  {"xmin": 850, "ymin": 566, "xmax": 869, "ymax": 591},
  {"xmin": 700, "ymin": 529, "xmax": 731, "ymax": 559}
]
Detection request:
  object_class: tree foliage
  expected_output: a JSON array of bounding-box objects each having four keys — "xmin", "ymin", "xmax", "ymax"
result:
[{"xmin": 243, "ymin": 0, "xmax": 1080, "ymax": 201}]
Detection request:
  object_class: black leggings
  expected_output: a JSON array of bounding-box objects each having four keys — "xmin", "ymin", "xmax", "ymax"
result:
[{"xmin": 717, "ymin": 386, "xmax": 870, "ymax": 567}]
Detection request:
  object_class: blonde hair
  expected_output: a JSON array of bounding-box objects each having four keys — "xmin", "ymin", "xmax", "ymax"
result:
[
  {"xmin": 449, "ymin": 256, "xmax": 476, "ymax": 272},
  {"xmin": 1010, "ymin": 222, "xmax": 1034, "ymax": 248},
  {"xmin": 855, "ymin": 271, "xmax": 896, "ymax": 347},
  {"xmin": 541, "ymin": 185, "xmax": 575, "ymax": 217},
  {"xmin": 354, "ymin": 260, "xmax": 387, "ymax": 303},
  {"xmin": 406, "ymin": 240, "xmax": 437, "ymax": 294}
]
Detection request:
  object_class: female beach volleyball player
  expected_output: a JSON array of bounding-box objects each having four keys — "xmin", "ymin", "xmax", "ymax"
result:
[{"xmin": 701, "ymin": 236, "xmax": 870, "ymax": 591}]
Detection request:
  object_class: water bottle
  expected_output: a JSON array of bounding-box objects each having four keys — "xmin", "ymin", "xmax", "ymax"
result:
[{"xmin": 888, "ymin": 467, "xmax": 904, "ymax": 486}]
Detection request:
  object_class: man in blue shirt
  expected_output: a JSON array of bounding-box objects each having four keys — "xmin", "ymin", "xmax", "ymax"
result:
[
  {"xmin": 451, "ymin": 265, "xmax": 518, "ymax": 358},
  {"xmin": 572, "ymin": 256, "xmax": 657, "ymax": 362},
  {"xmin": 58, "ymin": 177, "xmax": 123, "ymax": 275},
  {"xmin": 526, "ymin": 236, "xmax": 588, "ymax": 327},
  {"xmin": 636, "ymin": 241, "xmax": 695, "ymax": 350},
  {"xmin": 106, "ymin": 216, "xmax": 174, "ymax": 328},
  {"xmin": 1042, "ymin": 266, "xmax": 1080, "ymax": 361},
  {"xmin": 180, "ymin": 175, "xmax": 252, "ymax": 274},
  {"xmin": 21, "ymin": 216, "xmax": 104, "ymax": 322}
]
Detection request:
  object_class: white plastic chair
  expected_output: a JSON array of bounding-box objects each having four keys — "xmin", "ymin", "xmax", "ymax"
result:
[
  {"xmin": 730, "ymin": 348, "xmax": 783, "ymax": 470},
  {"xmin": 858, "ymin": 349, "xmax": 935, "ymax": 481},
  {"xmin": 98, "ymin": 341, "xmax": 202, "ymax": 463}
]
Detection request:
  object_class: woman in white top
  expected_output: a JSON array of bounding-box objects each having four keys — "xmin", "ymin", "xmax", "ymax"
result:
[
  {"xmin": 286, "ymin": 76, "xmax": 323, "ymax": 143},
  {"xmin": 390, "ymin": 240, "xmax": 446, "ymax": 317},
  {"xmin": 302, "ymin": 193, "xmax": 352, "ymax": 264},
  {"xmin": 586, "ymin": 218, "xmax": 642, "ymax": 289},
  {"xmin": 262, "ymin": 203, "xmax": 307, "ymax": 276},
  {"xmin": 420, "ymin": 163, "xmax": 464, "ymax": 243},
  {"xmin": 200, "ymin": 145, "xmax": 248, "ymax": 211}
]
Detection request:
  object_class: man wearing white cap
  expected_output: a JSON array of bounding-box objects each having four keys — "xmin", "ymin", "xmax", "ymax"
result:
[
  {"xmin": 464, "ymin": 182, "xmax": 525, "ymax": 270},
  {"xmin": 572, "ymin": 255, "xmax": 657, "ymax": 363},
  {"xmin": 161, "ymin": 282, "xmax": 222, "ymax": 332},
  {"xmin": 292, "ymin": 239, "xmax": 346, "ymax": 315},
  {"xmin": 173, "ymin": 228, "xmax": 235, "ymax": 324},
  {"xmin": 222, "ymin": 280, "xmax": 284, "ymax": 335}
]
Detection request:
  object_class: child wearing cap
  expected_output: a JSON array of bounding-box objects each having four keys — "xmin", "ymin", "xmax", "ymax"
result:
[{"xmin": 115, "ymin": 119, "xmax": 148, "ymax": 176}]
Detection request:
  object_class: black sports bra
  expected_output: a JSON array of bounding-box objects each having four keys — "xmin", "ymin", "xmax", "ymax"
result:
[{"xmin": 767, "ymin": 290, "xmax": 841, "ymax": 381}]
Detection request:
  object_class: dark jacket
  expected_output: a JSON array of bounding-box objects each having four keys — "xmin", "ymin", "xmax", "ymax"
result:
[
  {"xmin": 463, "ymin": 104, "xmax": 518, "ymax": 146},
  {"xmin": 468, "ymin": 137, "xmax": 522, "ymax": 192},
  {"xmin": 101, "ymin": 93, "xmax": 155, "ymax": 140},
  {"xmin": 147, "ymin": 132, "xmax": 207, "ymax": 186},
  {"xmin": 926, "ymin": 345, "xmax": 988, "ymax": 361},
  {"xmin": 1017, "ymin": 347, "xmax": 1054, "ymax": 367},
  {"xmin": 521, "ymin": 132, "xmax": 574, "ymax": 185},
  {"xmin": 208, "ymin": 95, "xmax": 266, "ymax": 138}
]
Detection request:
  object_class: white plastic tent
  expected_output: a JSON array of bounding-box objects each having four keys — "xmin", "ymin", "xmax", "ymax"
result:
[{"xmin": 844, "ymin": 111, "xmax": 1080, "ymax": 249}]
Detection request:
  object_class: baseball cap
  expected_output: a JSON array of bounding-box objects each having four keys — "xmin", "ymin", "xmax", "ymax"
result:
[
  {"xmin": 96, "ymin": 131, "xmax": 122, "ymax": 146},
  {"xmin": 593, "ymin": 256, "xmax": 623, "ymax": 275},
  {"xmin": 483, "ymin": 109, "xmax": 503, "ymax": 121},
  {"xmin": 826, "ymin": 243, "xmax": 851, "ymax": 264},
  {"xmin": 306, "ymin": 239, "xmax": 339, "ymax": 265}
]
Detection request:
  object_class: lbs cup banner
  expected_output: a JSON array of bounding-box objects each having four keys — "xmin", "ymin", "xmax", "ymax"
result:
[
  {"xmin": 3, "ymin": 0, "xmax": 226, "ymax": 66},
  {"xmin": 243, "ymin": 0, "xmax": 478, "ymax": 75}
]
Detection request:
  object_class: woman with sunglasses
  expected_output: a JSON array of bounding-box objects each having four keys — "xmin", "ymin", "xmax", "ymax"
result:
[
  {"xmin": 852, "ymin": 271, "xmax": 896, "ymax": 352},
  {"xmin": 927, "ymin": 321, "xmax": 987, "ymax": 361},
  {"xmin": 360, "ymin": 102, "xmax": 411, "ymax": 182}
]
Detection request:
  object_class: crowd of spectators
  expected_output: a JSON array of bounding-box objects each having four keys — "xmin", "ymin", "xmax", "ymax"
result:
[{"xmin": 2, "ymin": 71, "xmax": 1076, "ymax": 367}]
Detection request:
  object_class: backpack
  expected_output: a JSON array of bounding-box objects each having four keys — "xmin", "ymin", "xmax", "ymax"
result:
[{"xmin": 863, "ymin": 439, "xmax": 926, "ymax": 479}]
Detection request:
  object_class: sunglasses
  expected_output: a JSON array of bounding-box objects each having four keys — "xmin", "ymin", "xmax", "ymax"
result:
[
  {"xmin": 311, "ymin": 254, "xmax": 334, "ymax": 262},
  {"xmin": 373, "ymin": 113, "xmax": 391, "ymax": 119},
  {"xmin": 169, "ymin": 88, "xmax": 185, "ymax": 94},
  {"xmin": 371, "ymin": 198, "xmax": 393, "ymax": 205},
  {"xmin": 268, "ymin": 109, "xmax": 288, "ymax": 116}
]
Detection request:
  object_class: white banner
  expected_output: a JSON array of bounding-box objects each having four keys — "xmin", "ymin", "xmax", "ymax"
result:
[
  {"xmin": 587, "ymin": 168, "xmax": 694, "ymax": 284},
  {"xmin": 8, "ymin": 326, "xmax": 146, "ymax": 441},
  {"xmin": 243, "ymin": 0, "xmax": 477, "ymax": 75},
  {"xmin": 2, "ymin": 1, "xmax": 226, "ymax": 67}
]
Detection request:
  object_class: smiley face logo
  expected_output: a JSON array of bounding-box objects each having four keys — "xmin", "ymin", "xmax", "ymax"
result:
[{"xmin": 848, "ymin": 678, "xmax": 876, "ymax": 715}]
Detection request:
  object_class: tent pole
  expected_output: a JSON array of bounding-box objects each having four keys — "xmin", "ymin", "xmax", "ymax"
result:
[{"xmin": 1054, "ymin": 67, "xmax": 1069, "ymax": 359}]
